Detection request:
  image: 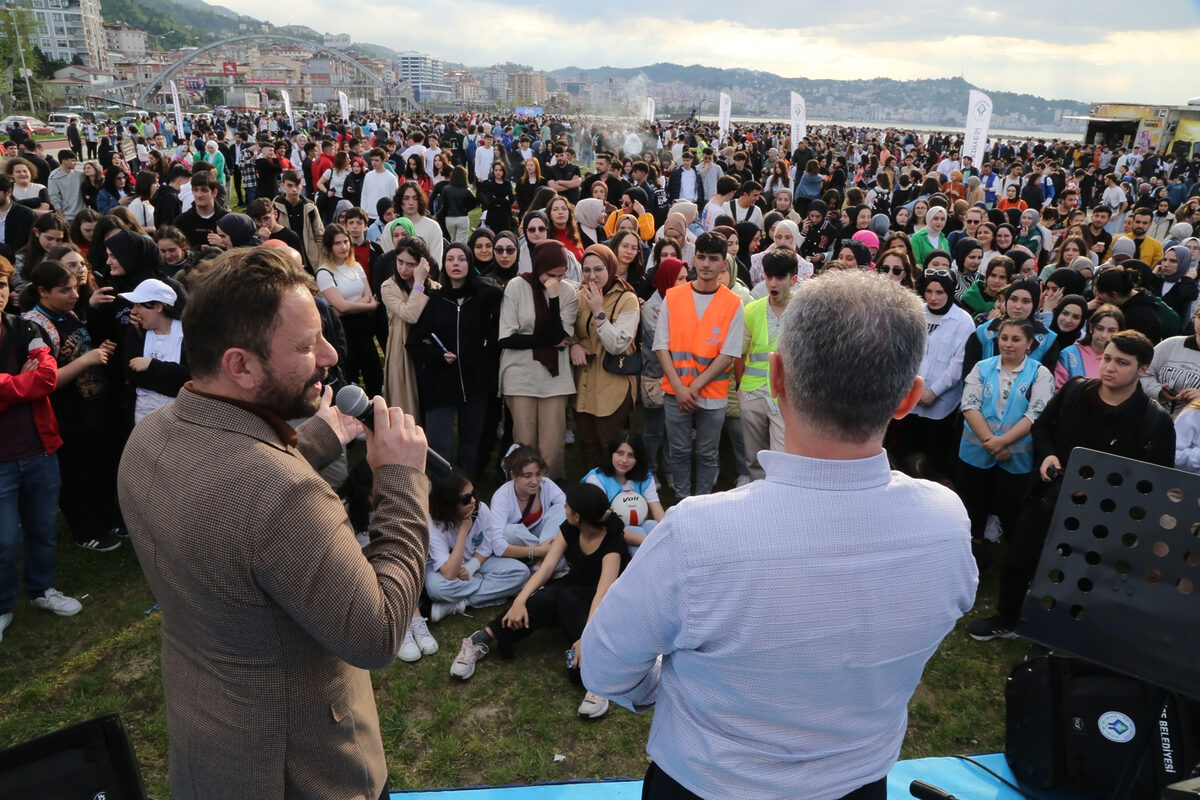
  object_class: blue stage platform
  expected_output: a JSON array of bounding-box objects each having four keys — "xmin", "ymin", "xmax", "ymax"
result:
[{"xmin": 392, "ymin": 752, "xmax": 1082, "ymax": 799}]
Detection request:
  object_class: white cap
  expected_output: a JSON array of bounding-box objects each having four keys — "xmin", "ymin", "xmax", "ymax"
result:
[{"xmin": 119, "ymin": 278, "xmax": 177, "ymax": 307}]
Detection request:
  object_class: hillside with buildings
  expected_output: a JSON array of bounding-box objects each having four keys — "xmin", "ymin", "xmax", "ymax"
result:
[{"xmin": 3, "ymin": 0, "xmax": 1085, "ymax": 133}]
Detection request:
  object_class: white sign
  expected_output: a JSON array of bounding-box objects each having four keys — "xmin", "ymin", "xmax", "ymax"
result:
[
  {"xmin": 962, "ymin": 89, "xmax": 993, "ymax": 165},
  {"xmin": 718, "ymin": 92, "xmax": 731, "ymax": 142},
  {"xmin": 281, "ymin": 88, "xmax": 293, "ymax": 127},
  {"xmin": 644, "ymin": 96, "xmax": 655, "ymax": 124},
  {"xmin": 338, "ymin": 90, "xmax": 349, "ymax": 121},
  {"xmin": 790, "ymin": 91, "xmax": 806, "ymax": 149},
  {"xmin": 169, "ymin": 80, "xmax": 184, "ymax": 146}
]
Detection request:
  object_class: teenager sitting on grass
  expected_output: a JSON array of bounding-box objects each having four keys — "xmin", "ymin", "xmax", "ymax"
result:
[
  {"xmin": 450, "ymin": 482, "xmax": 629, "ymax": 720},
  {"xmin": 488, "ymin": 445, "xmax": 568, "ymax": 571},
  {"xmin": 420, "ymin": 470, "xmax": 530, "ymax": 629},
  {"xmin": 583, "ymin": 431, "xmax": 665, "ymax": 553}
]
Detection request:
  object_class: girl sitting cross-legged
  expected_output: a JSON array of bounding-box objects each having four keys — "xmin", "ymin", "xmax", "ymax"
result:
[{"xmin": 450, "ymin": 482, "xmax": 630, "ymax": 720}]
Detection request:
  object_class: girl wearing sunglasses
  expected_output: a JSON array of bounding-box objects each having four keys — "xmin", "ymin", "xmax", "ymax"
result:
[{"xmin": 410, "ymin": 470, "xmax": 532, "ymax": 664}]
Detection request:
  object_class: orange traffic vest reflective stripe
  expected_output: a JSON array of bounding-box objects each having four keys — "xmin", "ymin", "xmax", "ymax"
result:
[{"xmin": 661, "ymin": 283, "xmax": 741, "ymax": 400}]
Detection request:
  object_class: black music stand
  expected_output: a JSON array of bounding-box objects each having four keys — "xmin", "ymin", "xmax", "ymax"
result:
[
  {"xmin": 0, "ymin": 713, "xmax": 147, "ymax": 799},
  {"xmin": 1016, "ymin": 449, "xmax": 1200, "ymax": 799}
]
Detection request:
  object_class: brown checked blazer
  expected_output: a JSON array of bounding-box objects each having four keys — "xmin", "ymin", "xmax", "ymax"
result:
[{"xmin": 118, "ymin": 386, "xmax": 428, "ymax": 800}]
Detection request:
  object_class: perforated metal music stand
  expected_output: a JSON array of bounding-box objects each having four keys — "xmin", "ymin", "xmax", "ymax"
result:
[
  {"xmin": 1016, "ymin": 448, "xmax": 1200, "ymax": 698},
  {"xmin": 1016, "ymin": 448, "xmax": 1200, "ymax": 799}
]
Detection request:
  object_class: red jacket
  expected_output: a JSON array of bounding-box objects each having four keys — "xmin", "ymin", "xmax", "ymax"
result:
[
  {"xmin": 0, "ymin": 314, "xmax": 62, "ymax": 454},
  {"xmin": 311, "ymin": 153, "xmax": 333, "ymax": 190}
]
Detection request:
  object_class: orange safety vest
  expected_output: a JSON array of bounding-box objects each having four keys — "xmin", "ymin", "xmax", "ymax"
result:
[{"xmin": 661, "ymin": 283, "xmax": 741, "ymax": 400}]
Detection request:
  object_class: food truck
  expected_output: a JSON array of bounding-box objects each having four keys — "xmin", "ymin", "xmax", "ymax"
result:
[{"xmin": 1069, "ymin": 100, "xmax": 1200, "ymax": 157}]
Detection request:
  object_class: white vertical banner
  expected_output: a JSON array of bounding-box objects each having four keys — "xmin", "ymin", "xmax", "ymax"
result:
[
  {"xmin": 169, "ymin": 80, "xmax": 184, "ymax": 145},
  {"xmin": 718, "ymin": 92, "xmax": 731, "ymax": 142},
  {"xmin": 281, "ymin": 88, "xmax": 293, "ymax": 128},
  {"xmin": 644, "ymin": 96, "xmax": 655, "ymax": 124},
  {"xmin": 338, "ymin": 90, "xmax": 350, "ymax": 120},
  {"xmin": 963, "ymin": 89, "xmax": 993, "ymax": 165},
  {"xmin": 790, "ymin": 91, "xmax": 806, "ymax": 148}
]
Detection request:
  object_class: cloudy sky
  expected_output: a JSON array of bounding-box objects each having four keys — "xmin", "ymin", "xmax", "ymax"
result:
[{"xmin": 234, "ymin": 1, "xmax": 1200, "ymax": 105}]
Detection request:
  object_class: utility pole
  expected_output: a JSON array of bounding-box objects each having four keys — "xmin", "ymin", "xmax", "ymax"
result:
[{"xmin": 4, "ymin": 1, "xmax": 36, "ymax": 114}]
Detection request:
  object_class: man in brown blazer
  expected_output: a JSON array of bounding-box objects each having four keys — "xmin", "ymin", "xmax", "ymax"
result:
[{"xmin": 118, "ymin": 247, "xmax": 429, "ymax": 800}]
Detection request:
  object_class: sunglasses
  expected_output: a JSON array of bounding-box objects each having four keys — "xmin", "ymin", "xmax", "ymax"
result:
[
  {"xmin": 924, "ymin": 268, "xmax": 952, "ymax": 277},
  {"xmin": 494, "ymin": 246, "xmax": 517, "ymax": 254},
  {"xmin": 526, "ymin": 225, "xmax": 547, "ymax": 233},
  {"xmin": 887, "ymin": 266, "xmax": 907, "ymax": 276},
  {"xmin": 459, "ymin": 491, "xmax": 476, "ymax": 506}
]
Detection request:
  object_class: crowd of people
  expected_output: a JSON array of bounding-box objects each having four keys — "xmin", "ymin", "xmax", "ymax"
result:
[{"xmin": 3, "ymin": 106, "xmax": 1200, "ymax": 714}]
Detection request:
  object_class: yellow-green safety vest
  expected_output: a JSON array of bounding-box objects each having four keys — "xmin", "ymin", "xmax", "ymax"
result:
[{"xmin": 741, "ymin": 297, "xmax": 777, "ymax": 394}]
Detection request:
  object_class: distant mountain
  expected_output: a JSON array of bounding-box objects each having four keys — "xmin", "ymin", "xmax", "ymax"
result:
[{"xmin": 549, "ymin": 64, "xmax": 1088, "ymax": 127}]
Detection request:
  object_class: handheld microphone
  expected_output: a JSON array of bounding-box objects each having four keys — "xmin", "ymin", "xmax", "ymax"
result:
[
  {"xmin": 909, "ymin": 780, "xmax": 959, "ymax": 800},
  {"xmin": 334, "ymin": 384, "xmax": 451, "ymax": 477}
]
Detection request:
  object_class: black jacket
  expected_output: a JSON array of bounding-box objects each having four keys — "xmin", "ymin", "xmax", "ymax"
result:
[
  {"xmin": 152, "ymin": 184, "xmax": 182, "ymax": 230},
  {"xmin": 1118, "ymin": 290, "xmax": 1164, "ymax": 344},
  {"xmin": 665, "ymin": 166, "xmax": 706, "ymax": 207},
  {"xmin": 406, "ymin": 277, "xmax": 502, "ymax": 409},
  {"xmin": 1033, "ymin": 377, "xmax": 1174, "ymax": 473},
  {"xmin": 1, "ymin": 201, "xmax": 36, "ymax": 254},
  {"xmin": 122, "ymin": 323, "xmax": 191, "ymax": 424}
]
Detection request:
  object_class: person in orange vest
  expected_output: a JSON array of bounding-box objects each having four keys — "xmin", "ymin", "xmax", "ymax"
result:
[{"xmin": 653, "ymin": 230, "xmax": 746, "ymax": 498}]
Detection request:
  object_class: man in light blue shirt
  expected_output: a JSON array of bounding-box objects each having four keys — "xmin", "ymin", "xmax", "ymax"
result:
[{"xmin": 583, "ymin": 270, "xmax": 978, "ymax": 800}]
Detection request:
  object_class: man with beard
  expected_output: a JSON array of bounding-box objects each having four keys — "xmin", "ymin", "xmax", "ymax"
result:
[
  {"xmin": 117, "ymin": 247, "xmax": 431, "ymax": 800},
  {"xmin": 1106, "ymin": 206, "xmax": 1164, "ymax": 267}
]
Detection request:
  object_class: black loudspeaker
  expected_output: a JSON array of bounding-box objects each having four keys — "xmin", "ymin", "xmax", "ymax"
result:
[
  {"xmin": 1006, "ymin": 655, "xmax": 1197, "ymax": 798},
  {"xmin": 0, "ymin": 713, "xmax": 147, "ymax": 800}
]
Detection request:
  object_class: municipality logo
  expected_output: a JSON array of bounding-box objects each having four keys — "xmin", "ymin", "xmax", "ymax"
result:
[
  {"xmin": 793, "ymin": 103, "xmax": 805, "ymax": 116},
  {"xmin": 1098, "ymin": 711, "xmax": 1136, "ymax": 743},
  {"xmin": 975, "ymin": 102, "xmax": 989, "ymax": 118}
]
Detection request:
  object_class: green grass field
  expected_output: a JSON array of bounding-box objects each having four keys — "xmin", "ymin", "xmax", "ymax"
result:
[
  {"xmin": 0, "ymin": 429, "xmax": 1029, "ymax": 796},
  {"xmin": 0, "ymin": 204, "xmax": 1028, "ymax": 795}
]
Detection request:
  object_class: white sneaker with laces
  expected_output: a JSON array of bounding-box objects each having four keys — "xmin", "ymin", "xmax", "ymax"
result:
[
  {"xmin": 430, "ymin": 598, "xmax": 466, "ymax": 623},
  {"xmin": 0, "ymin": 611, "xmax": 12, "ymax": 642},
  {"xmin": 410, "ymin": 617, "xmax": 438, "ymax": 655},
  {"xmin": 450, "ymin": 637, "xmax": 488, "ymax": 680},
  {"xmin": 31, "ymin": 588, "xmax": 81, "ymax": 617},
  {"xmin": 578, "ymin": 691, "xmax": 609, "ymax": 718},
  {"xmin": 397, "ymin": 627, "xmax": 422, "ymax": 662}
]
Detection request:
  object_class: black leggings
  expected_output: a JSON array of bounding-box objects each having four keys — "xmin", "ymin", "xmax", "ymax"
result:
[
  {"xmin": 340, "ymin": 312, "xmax": 383, "ymax": 398},
  {"xmin": 957, "ymin": 461, "xmax": 1031, "ymax": 541},
  {"xmin": 641, "ymin": 762, "xmax": 887, "ymax": 800},
  {"xmin": 490, "ymin": 581, "xmax": 591, "ymax": 685},
  {"xmin": 57, "ymin": 430, "xmax": 121, "ymax": 543}
]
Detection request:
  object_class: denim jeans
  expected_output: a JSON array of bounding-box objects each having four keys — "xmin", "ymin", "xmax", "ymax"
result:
[
  {"xmin": 663, "ymin": 395, "xmax": 725, "ymax": 498},
  {"xmin": 0, "ymin": 452, "xmax": 62, "ymax": 613}
]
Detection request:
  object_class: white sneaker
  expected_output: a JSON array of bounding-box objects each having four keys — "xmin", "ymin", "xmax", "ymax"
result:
[
  {"xmin": 984, "ymin": 514, "xmax": 1003, "ymax": 543},
  {"xmin": 430, "ymin": 598, "xmax": 466, "ymax": 623},
  {"xmin": 0, "ymin": 612, "xmax": 12, "ymax": 643},
  {"xmin": 735, "ymin": 475, "xmax": 752, "ymax": 488},
  {"xmin": 31, "ymin": 589, "xmax": 81, "ymax": 617},
  {"xmin": 450, "ymin": 637, "xmax": 488, "ymax": 680},
  {"xmin": 578, "ymin": 691, "xmax": 609, "ymax": 718},
  {"xmin": 397, "ymin": 627, "xmax": 422, "ymax": 662},
  {"xmin": 410, "ymin": 616, "xmax": 438, "ymax": 655}
]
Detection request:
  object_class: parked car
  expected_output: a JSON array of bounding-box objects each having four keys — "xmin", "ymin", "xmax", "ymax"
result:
[
  {"xmin": 1, "ymin": 115, "xmax": 53, "ymax": 136},
  {"xmin": 48, "ymin": 112, "xmax": 80, "ymax": 135}
]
